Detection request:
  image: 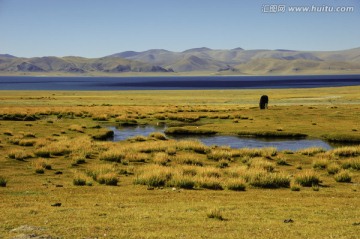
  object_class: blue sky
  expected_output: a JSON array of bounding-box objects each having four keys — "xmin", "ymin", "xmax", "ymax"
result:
[{"xmin": 0, "ymin": 0, "xmax": 359, "ymax": 57}]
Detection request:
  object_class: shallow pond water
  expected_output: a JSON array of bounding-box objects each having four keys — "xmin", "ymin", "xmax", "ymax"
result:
[{"xmin": 108, "ymin": 125, "xmax": 334, "ymax": 151}]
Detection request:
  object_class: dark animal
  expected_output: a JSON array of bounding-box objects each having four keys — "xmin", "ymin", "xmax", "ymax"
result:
[{"xmin": 259, "ymin": 95, "xmax": 269, "ymax": 109}]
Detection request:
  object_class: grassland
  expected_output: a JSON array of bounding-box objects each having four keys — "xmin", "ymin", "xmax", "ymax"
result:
[{"xmin": 0, "ymin": 86, "xmax": 360, "ymax": 238}]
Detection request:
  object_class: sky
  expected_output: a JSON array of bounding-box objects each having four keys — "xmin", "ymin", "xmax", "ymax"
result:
[{"xmin": 0, "ymin": 0, "xmax": 359, "ymax": 58}]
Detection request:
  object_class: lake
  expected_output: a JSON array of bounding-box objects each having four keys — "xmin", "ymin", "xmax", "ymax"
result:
[{"xmin": 1, "ymin": 75, "xmax": 360, "ymax": 90}]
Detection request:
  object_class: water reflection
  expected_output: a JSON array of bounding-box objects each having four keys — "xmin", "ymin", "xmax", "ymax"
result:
[{"xmin": 108, "ymin": 125, "xmax": 334, "ymax": 151}]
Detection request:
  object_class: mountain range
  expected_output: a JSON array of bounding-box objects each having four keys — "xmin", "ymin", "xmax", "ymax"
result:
[{"xmin": 1, "ymin": 47, "xmax": 360, "ymax": 75}]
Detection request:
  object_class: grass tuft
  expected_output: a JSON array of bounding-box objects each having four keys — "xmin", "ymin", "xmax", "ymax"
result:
[
  {"xmin": 207, "ymin": 148, "xmax": 232, "ymax": 161},
  {"xmin": 99, "ymin": 149, "xmax": 125, "ymax": 163},
  {"xmin": 97, "ymin": 173, "xmax": 119, "ymax": 186},
  {"xmin": 134, "ymin": 165, "xmax": 172, "ymax": 187},
  {"xmin": 207, "ymin": 208, "xmax": 224, "ymax": 220},
  {"xmin": 341, "ymin": 158, "xmax": 360, "ymax": 170},
  {"xmin": 8, "ymin": 150, "xmax": 33, "ymax": 161},
  {"xmin": 249, "ymin": 158, "xmax": 276, "ymax": 172},
  {"xmin": 176, "ymin": 140, "xmax": 209, "ymax": 154},
  {"xmin": 312, "ymin": 158, "xmax": 329, "ymax": 170},
  {"xmin": 87, "ymin": 165, "xmax": 119, "ymax": 185},
  {"xmin": 32, "ymin": 158, "xmax": 52, "ymax": 173},
  {"xmin": 173, "ymin": 153, "xmax": 203, "ymax": 166},
  {"xmin": 334, "ymin": 170, "xmax": 352, "ymax": 183},
  {"xmin": 329, "ymin": 146, "xmax": 360, "ymax": 157},
  {"xmin": 297, "ymin": 147, "xmax": 326, "ymax": 156},
  {"xmin": 149, "ymin": 132, "xmax": 167, "ymax": 140},
  {"xmin": 92, "ymin": 129, "xmax": 114, "ymax": 140},
  {"xmin": 245, "ymin": 170, "xmax": 290, "ymax": 188},
  {"xmin": 0, "ymin": 176, "xmax": 7, "ymax": 187},
  {"xmin": 295, "ymin": 170, "xmax": 320, "ymax": 187},
  {"xmin": 276, "ymin": 157, "xmax": 289, "ymax": 166},
  {"xmin": 153, "ymin": 152, "xmax": 170, "ymax": 166},
  {"xmin": 290, "ymin": 182, "xmax": 301, "ymax": 191},
  {"xmin": 236, "ymin": 147, "xmax": 277, "ymax": 158},
  {"xmin": 167, "ymin": 173, "xmax": 195, "ymax": 189},
  {"xmin": 73, "ymin": 178, "xmax": 87, "ymax": 186},
  {"xmin": 327, "ymin": 163, "xmax": 341, "ymax": 175},
  {"xmin": 196, "ymin": 177, "xmax": 223, "ymax": 190},
  {"xmin": 226, "ymin": 178, "xmax": 246, "ymax": 191}
]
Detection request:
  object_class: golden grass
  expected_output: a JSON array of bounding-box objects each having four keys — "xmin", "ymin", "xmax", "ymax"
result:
[
  {"xmin": 98, "ymin": 148, "xmax": 126, "ymax": 162},
  {"xmin": 134, "ymin": 165, "xmax": 172, "ymax": 187},
  {"xmin": 152, "ymin": 152, "xmax": 170, "ymax": 166},
  {"xmin": 8, "ymin": 149, "xmax": 33, "ymax": 161},
  {"xmin": 244, "ymin": 169, "xmax": 290, "ymax": 188},
  {"xmin": 329, "ymin": 145, "xmax": 360, "ymax": 157},
  {"xmin": 248, "ymin": 158, "xmax": 276, "ymax": 172},
  {"xmin": 32, "ymin": 158, "xmax": 51, "ymax": 174},
  {"xmin": 341, "ymin": 158, "xmax": 360, "ymax": 170},
  {"xmin": 297, "ymin": 147, "xmax": 326, "ymax": 156},
  {"xmin": 173, "ymin": 153, "xmax": 204, "ymax": 166},
  {"xmin": 334, "ymin": 170, "xmax": 352, "ymax": 183},
  {"xmin": 225, "ymin": 178, "xmax": 247, "ymax": 191},
  {"xmin": 207, "ymin": 147, "xmax": 232, "ymax": 161},
  {"xmin": 312, "ymin": 158, "xmax": 329, "ymax": 170},
  {"xmin": 295, "ymin": 170, "xmax": 321, "ymax": 187},
  {"xmin": 236, "ymin": 147, "xmax": 277, "ymax": 158},
  {"xmin": 327, "ymin": 163, "xmax": 341, "ymax": 175},
  {"xmin": 0, "ymin": 87, "xmax": 360, "ymax": 238}
]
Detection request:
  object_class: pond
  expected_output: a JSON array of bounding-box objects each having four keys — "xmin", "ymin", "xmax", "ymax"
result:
[{"xmin": 107, "ymin": 125, "xmax": 334, "ymax": 151}]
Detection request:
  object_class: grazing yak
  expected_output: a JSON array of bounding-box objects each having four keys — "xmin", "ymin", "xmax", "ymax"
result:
[{"xmin": 259, "ymin": 95, "xmax": 269, "ymax": 109}]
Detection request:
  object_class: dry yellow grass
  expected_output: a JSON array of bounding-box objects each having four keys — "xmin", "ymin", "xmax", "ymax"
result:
[{"xmin": 0, "ymin": 87, "xmax": 360, "ymax": 238}]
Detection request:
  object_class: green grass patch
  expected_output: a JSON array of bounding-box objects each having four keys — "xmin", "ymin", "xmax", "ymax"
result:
[
  {"xmin": 165, "ymin": 127, "xmax": 217, "ymax": 135},
  {"xmin": 92, "ymin": 129, "xmax": 114, "ymax": 140},
  {"xmin": 238, "ymin": 131, "xmax": 307, "ymax": 138},
  {"xmin": 323, "ymin": 134, "xmax": 360, "ymax": 143}
]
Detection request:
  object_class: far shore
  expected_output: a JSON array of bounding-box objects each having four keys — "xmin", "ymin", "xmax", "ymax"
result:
[{"xmin": 1, "ymin": 70, "xmax": 360, "ymax": 78}]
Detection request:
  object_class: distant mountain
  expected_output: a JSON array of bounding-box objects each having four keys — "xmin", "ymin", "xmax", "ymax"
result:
[
  {"xmin": 0, "ymin": 55, "xmax": 173, "ymax": 74},
  {"xmin": 234, "ymin": 58, "xmax": 360, "ymax": 75},
  {"xmin": 1, "ymin": 47, "xmax": 360, "ymax": 75},
  {"xmin": 106, "ymin": 47, "xmax": 360, "ymax": 74},
  {"xmin": 0, "ymin": 54, "xmax": 16, "ymax": 58}
]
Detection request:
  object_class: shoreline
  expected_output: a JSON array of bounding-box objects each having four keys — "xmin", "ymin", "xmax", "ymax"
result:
[{"xmin": 1, "ymin": 71, "xmax": 360, "ymax": 78}]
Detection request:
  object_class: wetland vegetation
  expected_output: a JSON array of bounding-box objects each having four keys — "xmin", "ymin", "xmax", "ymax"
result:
[{"xmin": 0, "ymin": 86, "xmax": 359, "ymax": 238}]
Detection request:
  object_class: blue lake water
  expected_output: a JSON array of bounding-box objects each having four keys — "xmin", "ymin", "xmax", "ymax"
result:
[
  {"xmin": 0, "ymin": 75, "xmax": 360, "ymax": 90},
  {"xmin": 108, "ymin": 126, "xmax": 334, "ymax": 151}
]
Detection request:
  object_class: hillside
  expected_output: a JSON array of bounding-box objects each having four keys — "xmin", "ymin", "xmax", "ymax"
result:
[
  {"xmin": 0, "ymin": 56, "xmax": 173, "ymax": 75},
  {"xmin": 234, "ymin": 58, "xmax": 360, "ymax": 75},
  {"xmin": 109, "ymin": 47, "xmax": 360, "ymax": 74},
  {"xmin": 1, "ymin": 47, "xmax": 360, "ymax": 75}
]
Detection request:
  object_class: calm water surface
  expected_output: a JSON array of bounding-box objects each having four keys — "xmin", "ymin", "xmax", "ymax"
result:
[
  {"xmin": 1, "ymin": 75, "xmax": 360, "ymax": 90},
  {"xmin": 108, "ymin": 126, "xmax": 333, "ymax": 151}
]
